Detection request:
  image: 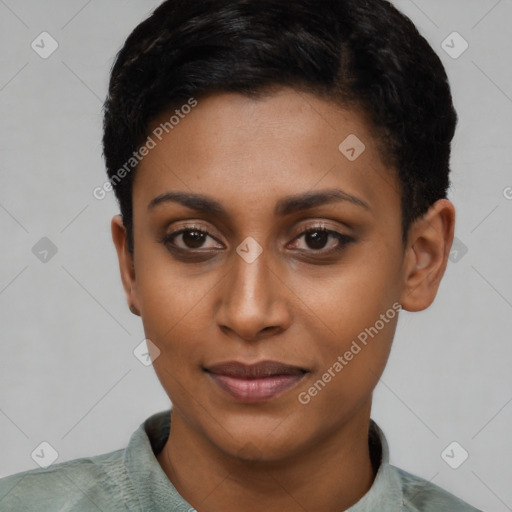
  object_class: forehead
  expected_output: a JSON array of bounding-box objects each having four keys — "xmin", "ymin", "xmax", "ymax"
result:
[{"xmin": 133, "ymin": 88, "xmax": 400, "ymax": 217}]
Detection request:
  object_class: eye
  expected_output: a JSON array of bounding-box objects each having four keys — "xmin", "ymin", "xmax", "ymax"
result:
[
  {"xmin": 288, "ymin": 226, "xmax": 353, "ymax": 254},
  {"xmin": 159, "ymin": 223, "xmax": 353, "ymax": 258},
  {"xmin": 161, "ymin": 225, "xmax": 223, "ymax": 251}
]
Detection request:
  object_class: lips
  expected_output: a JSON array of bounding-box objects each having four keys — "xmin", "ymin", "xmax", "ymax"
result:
[
  {"xmin": 206, "ymin": 360, "xmax": 307, "ymax": 379},
  {"xmin": 204, "ymin": 360, "xmax": 308, "ymax": 403}
]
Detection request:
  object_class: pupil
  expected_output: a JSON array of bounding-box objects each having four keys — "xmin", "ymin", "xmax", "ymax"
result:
[
  {"xmin": 307, "ymin": 230, "xmax": 328, "ymax": 249},
  {"xmin": 183, "ymin": 230, "xmax": 205, "ymax": 248}
]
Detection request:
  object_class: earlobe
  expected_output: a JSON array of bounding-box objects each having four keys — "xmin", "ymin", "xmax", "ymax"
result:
[
  {"xmin": 111, "ymin": 215, "xmax": 139, "ymax": 314},
  {"xmin": 400, "ymin": 199, "xmax": 455, "ymax": 312}
]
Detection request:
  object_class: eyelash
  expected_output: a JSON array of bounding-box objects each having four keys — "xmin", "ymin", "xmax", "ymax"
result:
[{"xmin": 159, "ymin": 223, "xmax": 354, "ymax": 258}]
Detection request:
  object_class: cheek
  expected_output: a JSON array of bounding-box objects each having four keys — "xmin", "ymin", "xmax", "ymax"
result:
[
  {"xmin": 141, "ymin": 300, "xmax": 211, "ymax": 410},
  {"xmin": 138, "ymin": 274, "xmax": 212, "ymax": 356},
  {"xmin": 134, "ymin": 254, "xmax": 217, "ymax": 385},
  {"xmin": 291, "ymin": 246, "xmax": 401, "ymax": 349},
  {"xmin": 295, "ymin": 314, "xmax": 398, "ymax": 422},
  {"xmin": 289, "ymin": 246, "xmax": 401, "ymax": 402},
  {"xmin": 134, "ymin": 237, "xmax": 213, "ymax": 333}
]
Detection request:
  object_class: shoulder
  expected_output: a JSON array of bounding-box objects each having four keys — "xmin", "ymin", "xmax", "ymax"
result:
[
  {"xmin": 393, "ymin": 465, "xmax": 482, "ymax": 512},
  {"xmin": 0, "ymin": 448, "xmax": 138, "ymax": 512}
]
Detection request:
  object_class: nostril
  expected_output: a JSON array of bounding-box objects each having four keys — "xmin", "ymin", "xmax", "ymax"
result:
[{"xmin": 260, "ymin": 326, "xmax": 282, "ymax": 336}]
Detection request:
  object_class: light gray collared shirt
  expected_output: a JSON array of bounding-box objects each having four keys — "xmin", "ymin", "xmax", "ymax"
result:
[{"xmin": 0, "ymin": 409, "xmax": 481, "ymax": 511}]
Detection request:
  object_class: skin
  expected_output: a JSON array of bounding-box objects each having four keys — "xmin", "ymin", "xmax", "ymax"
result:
[{"xmin": 111, "ymin": 87, "xmax": 455, "ymax": 512}]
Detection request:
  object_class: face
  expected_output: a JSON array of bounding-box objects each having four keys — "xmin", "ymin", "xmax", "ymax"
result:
[{"xmin": 112, "ymin": 87, "xmax": 452, "ymax": 462}]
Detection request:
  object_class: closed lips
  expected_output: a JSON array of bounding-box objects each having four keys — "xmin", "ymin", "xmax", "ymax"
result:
[{"xmin": 204, "ymin": 360, "xmax": 308, "ymax": 379}]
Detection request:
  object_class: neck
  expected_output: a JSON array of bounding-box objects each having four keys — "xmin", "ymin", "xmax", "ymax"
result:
[{"xmin": 157, "ymin": 403, "xmax": 376, "ymax": 512}]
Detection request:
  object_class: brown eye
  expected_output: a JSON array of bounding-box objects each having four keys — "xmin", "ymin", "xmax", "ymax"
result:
[
  {"xmin": 181, "ymin": 230, "xmax": 207, "ymax": 249},
  {"xmin": 304, "ymin": 230, "xmax": 330, "ymax": 250},
  {"xmin": 161, "ymin": 227, "xmax": 223, "ymax": 252},
  {"xmin": 289, "ymin": 227, "xmax": 354, "ymax": 255}
]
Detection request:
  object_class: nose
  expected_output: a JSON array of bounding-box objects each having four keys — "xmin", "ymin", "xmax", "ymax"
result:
[{"xmin": 215, "ymin": 246, "xmax": 292, "ymax": 342}]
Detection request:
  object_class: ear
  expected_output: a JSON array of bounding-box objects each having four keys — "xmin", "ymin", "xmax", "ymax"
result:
[
  {"xmin": 399, "ymin": 199, "xmax": 456, "ymax": 312},
  {"xmin": 111, "ymin": 215, "xmax": 140, "ymax": 316}
]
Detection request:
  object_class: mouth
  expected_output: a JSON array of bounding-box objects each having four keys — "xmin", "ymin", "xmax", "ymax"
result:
[{"xmin": 204, "ymin": 360, "xmax": 308, "ymax": 403}]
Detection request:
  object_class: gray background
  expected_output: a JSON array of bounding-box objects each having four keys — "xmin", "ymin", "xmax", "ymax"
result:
[{"xmin": 1, "ymin": 1, "xmax": 511, "ymax": 510}]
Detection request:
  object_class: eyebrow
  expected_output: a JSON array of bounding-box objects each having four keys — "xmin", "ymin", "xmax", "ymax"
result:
[{"xmin": 147, "ymin": 188, "xmax": 370, "ymax": 216}]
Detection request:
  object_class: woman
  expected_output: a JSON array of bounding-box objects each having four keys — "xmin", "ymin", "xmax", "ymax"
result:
[{"xmin": 0, "ymin": 1, "xmax": 481, "ymax": 510}]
